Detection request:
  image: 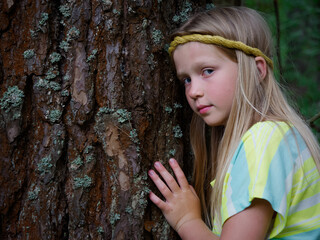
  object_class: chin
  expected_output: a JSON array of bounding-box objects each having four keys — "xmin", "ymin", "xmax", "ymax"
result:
[
  {"xmin": 202, "ymin": 116, "xmax": 227, "ymax": 127},
  {"xmin": 205, "ymin": 121, "xmax": 226, "ymax": 127}
]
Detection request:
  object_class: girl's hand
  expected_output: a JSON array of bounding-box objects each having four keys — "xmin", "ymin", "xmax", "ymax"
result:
[{"xmin": 148, "ymin": 158, "xmax": 202, "ymax": 233}]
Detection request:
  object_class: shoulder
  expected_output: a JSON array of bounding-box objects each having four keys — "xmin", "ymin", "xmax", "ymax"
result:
[
  {"xmin": 232, "ymin": 121, "xmax": 301, "ymax": 172},
  {"xmin": 240, "ymin": 121, "xmax": 297, "ymax": 154},
  {"xmin": 242, "ymin": 121, "xmax": 292, "ymax": 143}
]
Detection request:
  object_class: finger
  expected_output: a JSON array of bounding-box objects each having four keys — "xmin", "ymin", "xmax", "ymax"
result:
[
  {"xmin": 169, "ymin": 158, "xmax": 189, "ymax": 189},
  {"xmin": 148, "ymin": 169, "xmax": 173, "ymax": 199},
  {"xmin": 149, "ymin": 191, "xmax": 167, "ymax": 211},
  {"xmin": 154, "ymin": 162, "xmax": 180, "ymax": 192}
]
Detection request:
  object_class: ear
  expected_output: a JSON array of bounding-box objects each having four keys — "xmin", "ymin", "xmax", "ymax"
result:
[{"xmin": 255, "ymin": 56, "xmax": 267, "ymax": 80}]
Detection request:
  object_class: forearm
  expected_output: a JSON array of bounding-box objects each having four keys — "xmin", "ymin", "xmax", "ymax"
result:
[{"xmin": 177, "ymin": 219, "xmax": 219, "ymax": 240}]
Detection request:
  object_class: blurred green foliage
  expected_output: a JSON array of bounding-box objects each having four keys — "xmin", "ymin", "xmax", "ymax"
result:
[{"xmin": 244, "ymin": 0, "xmax": 320, "ymax": 138}]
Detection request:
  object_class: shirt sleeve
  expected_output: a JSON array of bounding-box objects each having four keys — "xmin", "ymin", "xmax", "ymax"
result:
[{"xmin": 220, "ymin": 122, "xmax": 297, "ymax": 234}]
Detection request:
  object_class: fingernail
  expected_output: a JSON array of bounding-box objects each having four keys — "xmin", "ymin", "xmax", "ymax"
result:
[
  {"xmin": 169, "ymin": 158, "xmax": 176, "ymax": 164},
  {"xmin": 148, "ymin": 170, "xmax": 154, "ymax": 176},
  {"xmin": 154, "ymin": 162, "xmax": 161, "ymax": 168}
]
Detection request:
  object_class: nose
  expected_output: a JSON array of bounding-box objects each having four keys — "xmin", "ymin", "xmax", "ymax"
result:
[{"xmin": 187, "ymin": 78, "xmax": 204, "ymax": 99}]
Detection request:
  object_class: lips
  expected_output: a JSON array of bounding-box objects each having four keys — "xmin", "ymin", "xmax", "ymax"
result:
[{"xmin": 197, "ymin": 105, "xmax": 212, "ymax": 114}]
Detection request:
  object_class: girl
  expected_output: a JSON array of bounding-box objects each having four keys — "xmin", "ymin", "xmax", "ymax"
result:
[{"xmin": 148, "ymin": 6, "xmax": 320, "ymax": 240}]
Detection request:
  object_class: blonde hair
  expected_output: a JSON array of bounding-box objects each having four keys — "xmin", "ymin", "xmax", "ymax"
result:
[{"xmin": 171, "ymin": 6, "xmax": 320, "ymax": 229}]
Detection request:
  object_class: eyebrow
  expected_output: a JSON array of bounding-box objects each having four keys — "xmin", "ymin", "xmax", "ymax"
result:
[{"xmin": 175, "ymin": 59, "xmax": 215, "ymax": 79}]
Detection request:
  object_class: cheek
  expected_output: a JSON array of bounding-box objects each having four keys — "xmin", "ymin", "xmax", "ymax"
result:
[{"xmin": 212, "ymin": 83, "xmax": 236, "ymax": 106}]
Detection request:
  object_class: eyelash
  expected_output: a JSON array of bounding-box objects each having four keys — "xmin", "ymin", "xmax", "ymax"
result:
[
  {"xmin": 202, "ymin": 69, "xmax": 214, "ymax": 76},
  {"xmin": 183, "ymin": 77, "xmax": 191, "ymax": 85},
  {"xmin": 180, "ymin": 68, "xmax": 214, "ymax": 85}
]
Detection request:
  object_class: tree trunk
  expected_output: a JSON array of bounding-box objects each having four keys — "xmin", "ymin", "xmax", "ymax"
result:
[{"xmin": 0, "ymin": 0, "xmax": 238, "ymax": 239}]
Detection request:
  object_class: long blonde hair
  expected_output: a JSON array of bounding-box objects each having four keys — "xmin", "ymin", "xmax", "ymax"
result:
[{"xmin": 171, "ymin": 6, "xmax": 320, "ymax": 228}]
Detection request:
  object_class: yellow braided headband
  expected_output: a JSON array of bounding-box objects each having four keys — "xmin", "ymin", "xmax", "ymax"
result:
[{"xmin": 169, "ymin": 34, "xmax": 274, "ymax": 69}]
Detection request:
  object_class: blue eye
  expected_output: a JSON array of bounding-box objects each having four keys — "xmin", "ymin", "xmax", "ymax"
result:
[
  {"xmin": 203, "ymin": 69, "xmax": 214, "ymax": 76},
  {"xmin": 183, "ymin": 77, "xmax": 191, "ymax": 85}
]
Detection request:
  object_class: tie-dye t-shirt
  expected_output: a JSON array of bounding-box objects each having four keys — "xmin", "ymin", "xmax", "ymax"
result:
[{"xmin": 212, "ymin": 121, "xmax": 320, "ymax": 239}]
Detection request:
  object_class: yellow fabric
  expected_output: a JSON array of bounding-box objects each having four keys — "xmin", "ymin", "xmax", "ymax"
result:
[{"xmin": 169, "ymin": 34, "xmax": 274, "ymax": 69}]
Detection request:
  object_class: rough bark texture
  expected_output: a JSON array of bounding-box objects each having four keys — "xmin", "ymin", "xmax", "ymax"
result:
[{"xmin": 0, "ymin": 0, "xmax": 238, "ymax": 239}]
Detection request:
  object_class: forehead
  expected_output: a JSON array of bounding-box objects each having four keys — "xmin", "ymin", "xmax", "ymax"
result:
[
  {"xmin": 172, "ymin": 42, "xmax": 231, "ymax": 69},
  {"xmin": 173, "ymin": 42, "xmax": 228, "ymax": 61}
]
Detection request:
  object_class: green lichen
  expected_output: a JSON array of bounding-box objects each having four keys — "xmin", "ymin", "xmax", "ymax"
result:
[
  {"xmin": 129, "ymin": 129, "xmax": 139, "ymax": 144},
  {"xmin": 173, "ymin": 125, "xmax": 183, "ymax": 138},
  {"xmin": 49, "ymin": 81, "xmax": 61, "ymax": 91},
  {"xmin": 52, "ymin": 132, "xmax": 64, "ymax": 156},
  {"xmin": 172, "ymin": 1, "xmax": 192, "ymax": 23},
  {"xmin": 116, "ymin": 109, "xmax": 131, "ymax": 123},
  {"xmin": 84, "ymin": 145, "xmax": 93, "ymax": 154},
  {"xmin": 71, "ymin": 155, "xmax": 83, "ymax": 168},
  {"xmin": 59, "ymin": 5, "xmax": 71, "ymax": 18},
  {"xmin": 165, "ymin": 106, "xmax": 173, "ymax": 113},
  {"xmin": 28, "ymin": 186, "xmax": 40, "ymax": 200},
  {"xmin": 37, "ymin": 155, "xmax": 53, "ymax": 175},
  {"xmin": 109, "ymin": 213, "xmax": 120, "ymax": 225},
  {"xmin": 169, "ymin": 149, "xmax": 176, "ymax": 156},
  {"xmin": 34, "ymin": 78, "xmax": 49, "ymax": 89},
  {"xmin": 85, "ymin": 155, "xmax": 95, "ymax": 163},
  {"xmin": 172, "ymin": 15, "xmax": 180, "ymax": 23},
  {"xmin": 153, "ymin": 220, "xmax": 171, "ymax": 239},
  {"xmin": 63, "ymin": 74, "xmax": 71, "ymax": 81},
  {"xmin": 23, "ymin": 49, "xmax": 35, "ymax": 59},
  {"xmin": 31, "ymin": 12, "xmax": 49, "ymax": 35},
  {"xmin": 48, "ymin": 109, "xmax": 62, "ymax": 123},
  {"xmin": 206, "ymin": 3, "xmax": 215, "ymax": 10},
  {"xmin": 84, "ymin": 145, "xmax": 95, "ymax": 164},
  {"xmin": 112, "ymin": 9, "xmax": 121, "ymax": 15},
  {"xmin": 97, "ymin": 107, "xmax": 114, "ymax": 118},
  {"xmin": 59, "ymin": 41, "xmax": 70, "ymax": 52},
  {"xmin": 136, "ymin": 146, "xmax": 140, "ymax": 153},
  {"xmin": 39, "ymin": 13, "xmax": 49, "ymax": 26},
  {"xmin": 0, "ymin": 86, "xmax": 24, "ymax": 120},
  {"xmin": 102, "ymin": 0, "xmax": 113, "ymax": 9},
  {"xmin": 131, "ymin": 172, "xmax": 150, "ymax": 219},
  {"xmin": 59, "ymin": 26, "xmax": 81, "ymax": 52},
  {"xmin": 151, "ymin": 28, "xmax": 164, "ymax": 45},
  {"xmin": 66, "ymin": 26, "xmax": 80, "ymax": 41},
  {"xmin": 142, "ymin": 19, "xmax": 148, "ymax": 29},
  {"xmin": 97, "ymin": 226, "xmax": 104, "ymax": 234},
  {"xmin": 108, "ymin": 197, "xmax": 120, "ymax": 226},
  {"xmin": 128, "ymin": 6, "xmax": 135, "ymax": 14},
  {"xmin": 164, "ymin": 43, "xmax": 170, "ymax": 53},
  {"xmin": 125, "ymin": 206, "xmax": 133, "ymax": 215},
  {"xmin": 74, "ymin": 175, "xmax": 93, "ymax": 189},
  {"xmin": 174, "ymin": 103, "xmax": 183, "ymax": 109},
  {"xmin": 34, "ymin": 78, "xmax": 61, "ymax": 91},
  {"xmin": 30, "ymin": 29, "xmax": 38, "ymax": 38},
  {"xmin": 131, "ymin": 187, "xmax": 149, "ymax": 214},
  {"xmin": 61, "ymin": 90, "xmax": 69, "ymax": 97},
  {"xmin": 60, "ymin": 20, "xmax": 66, "ymax": 27},
  {"xmin": 45, "ymin": 67, "xmax": 59, "ymax": 80},
  {"xmin": 49, "ymin": 52, "xmax": 62, "ymax": 63},
  {"xmin": 57, "ymin": 130, "xmax": 63, "ymax": 137},
  {"xmin": 86, "ymin": 49, "xmax": 98, "ymax": 63}
]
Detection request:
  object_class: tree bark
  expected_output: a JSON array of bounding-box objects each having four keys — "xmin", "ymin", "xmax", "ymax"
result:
[{"xmin": 0, "ymin": 1, "xmax": 240, "ymax": 239}]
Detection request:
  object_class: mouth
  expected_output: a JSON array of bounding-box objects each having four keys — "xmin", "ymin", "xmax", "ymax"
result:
[{"xmin": 197, "ymin": 105, "xmax": 212, "ymax": 114}]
